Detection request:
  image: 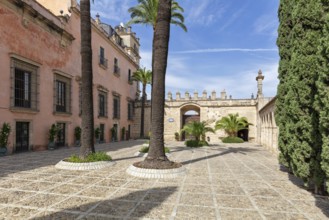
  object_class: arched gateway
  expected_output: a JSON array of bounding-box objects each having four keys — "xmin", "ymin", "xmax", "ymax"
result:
[{"xmin": 133, "ymin": 70, "xmax": 274, "ymax": 144}]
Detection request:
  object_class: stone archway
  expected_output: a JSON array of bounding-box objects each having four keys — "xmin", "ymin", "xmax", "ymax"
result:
[{"xmin": 180, "ymin": 104, "xmax": 200, "ymax": 140}]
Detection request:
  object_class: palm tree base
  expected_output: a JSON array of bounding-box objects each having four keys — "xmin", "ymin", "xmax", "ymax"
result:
[{"xmin": 134, "ymin": 159, "xmax": 182, "ymax": 169}]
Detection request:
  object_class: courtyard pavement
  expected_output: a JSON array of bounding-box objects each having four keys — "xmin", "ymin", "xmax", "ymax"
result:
[{"xmin": 0, "ymin": 140, "xmax": 328, "ymax": 220}]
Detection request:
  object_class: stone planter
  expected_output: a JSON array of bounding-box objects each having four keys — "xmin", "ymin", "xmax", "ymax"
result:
[
  {"xmin": 126, "ymin": 165, "xmax": 186, "ymax": 179},
  {"xmin": 0, "ymin": 147, "xmax": 7, "ymax": 156},
  {"xmin": 55, "ymin": 159, "xmax": 116, "ymax": 170},
  {"xmin": 75, "ymin": 140, "xmax": 81, "ymax": 147},
  {"xmin": 48, "ymin": 142, "xmax": 56, "ymax": 150}
]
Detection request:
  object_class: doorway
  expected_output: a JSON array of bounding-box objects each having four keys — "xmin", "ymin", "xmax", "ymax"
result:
[
  {"xmin": 15, "ymin": 122, "xmax": 30, "ymax": 152},
  {"xmin": 180, "ymin": 105, "xmax": 201, "ymax": 141}
]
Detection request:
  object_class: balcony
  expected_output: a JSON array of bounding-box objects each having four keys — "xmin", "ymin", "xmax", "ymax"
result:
[{"xmin": 99, "ymin": 56, "xmax": 108, "ymax": 69}]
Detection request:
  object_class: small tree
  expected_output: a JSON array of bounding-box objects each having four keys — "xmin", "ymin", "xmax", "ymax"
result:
[
  {"xmin": 215, "ymin": 113, "xmax": 252, "ymax": 137},
  {"xmin": 94, "ymin": 127, "xmax": 101, "ymax": 143},
  {"xmin": 132, "ymin": 68, "xmax": 152, "ymax": 138},
  {"xmin": 181, "ymin": 121, "xmax": 214, "ymax": 142},
  {"xmin": 74, "ymin": 126, "xmax": 81, "ymax": 146},
  {"xmin": 0, "ymin": 123, "xmax": 11, "ymax": 148}
]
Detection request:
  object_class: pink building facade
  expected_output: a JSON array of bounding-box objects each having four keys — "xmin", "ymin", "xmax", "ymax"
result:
[{"xmin": 0, "ymin": 0, "xmax": 140, "ymax": 153}]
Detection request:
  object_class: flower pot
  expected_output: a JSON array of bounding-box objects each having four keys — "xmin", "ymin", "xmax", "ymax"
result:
[
  {"xmin": 0, "ymin": 147, "xmax": 7, "ymax": 156},
  {"xmin": 75, "ymin": 140, "xmax": 81, "ymax": 147},
  {"xmin": 48, "ymin": 141, "xmax": 56, "ymax": 150}
]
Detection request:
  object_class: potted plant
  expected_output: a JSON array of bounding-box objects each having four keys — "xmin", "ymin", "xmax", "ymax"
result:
[
  {"xmin": 121, "ymin": 127, "xmax": 126, "ymax": 141},
  {"xmin": 0, "ymin": 123, "xmax": 11, "ymax": 156},
  {"xmin": 174, "ymin": 132, "xmax": 180, "ymax": 141},
  {"xmin": 74, "ymin": 126, "xmax": 81, "ymax": 147},
  {"xmin": 94, "ymin": 127, "xmax": 101, "ymax": 144},
  {"xmin": 110, "ymin": 127, "xmax": 116, "ymax": 142},
  {"xmin": 48, "ymin": 124, "xmax": 58, "ymax": 150}
]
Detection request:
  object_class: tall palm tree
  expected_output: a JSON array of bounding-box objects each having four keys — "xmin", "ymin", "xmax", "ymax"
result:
[
  {"xmin": 215, "ymin": 113, "xmax": 252, "ymax": 137},
  {"xmin": 80, "ymin": 0, "xmax": 95, "ymax": 158},
  {"xmin": 132, "ymin": 68, "xmax": 152, "ymax": 138},
  {"xmin": 127, "ymin": 0, "xmax": 186, "ymax": 88},
  {"xmin": 139, "ymin": 0, "xmax": 172, "ymax": 166},
  {"xmin": 181, "ymin": 121, "xmax": 215, "ymax": 142},
  {"xmin": 127, "ymin": 0, "xmax": 187, "ymax": 31}
]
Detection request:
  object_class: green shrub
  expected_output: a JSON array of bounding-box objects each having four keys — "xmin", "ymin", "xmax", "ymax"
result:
[
  {"xmin": 184, "ymin": 140, "xmax": 208, "ymax": 147},
  {"xmin": 222, "ymin": 136, "xmax": 244, "ymax": 143},
  {"xmin": 66, "ymin": 152, "xmax": 112, "ymax": 163},
  {"xmin": 139, "ymin": 146, "xmax": 170, "ymax": 153}
]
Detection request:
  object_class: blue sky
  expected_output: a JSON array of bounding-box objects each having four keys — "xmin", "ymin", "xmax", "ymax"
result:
[{"xmin": 90, "ymin": 0, "xmax": 279, "ymax": 99}]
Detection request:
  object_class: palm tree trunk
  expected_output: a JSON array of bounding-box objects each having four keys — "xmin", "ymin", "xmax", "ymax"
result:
[
  {"xmin": 140, "ymin": 83, "xmax": 146, "ymax": 138},
  {"xmin": 80, "ymin": 0, "xmax": 95, "ymax": 158},
  {"xmin": 146, "ymin": 0, "xmax": 171, "ymax": 162}
]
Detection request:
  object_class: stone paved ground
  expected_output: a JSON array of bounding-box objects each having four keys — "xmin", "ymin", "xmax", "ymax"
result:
[{"xmin": 0, "ymin": 140, "xmax": 328, "ymax": 220}]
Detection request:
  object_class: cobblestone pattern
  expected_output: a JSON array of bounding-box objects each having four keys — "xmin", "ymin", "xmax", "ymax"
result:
[{"xmin": 0, "ymin": 140, "xmax": 328, "ymax": 219}]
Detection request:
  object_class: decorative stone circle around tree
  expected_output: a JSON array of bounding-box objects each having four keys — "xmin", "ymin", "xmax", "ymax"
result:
[
  {"xmin": 55, "ymin": 160, "xmax": 116, "ymax": 170},
  {"xmin": 55, "ymin": 152, "xmax": 116, "ymax": 170},
  {"xmin": 126, "ymin": 164, "xmax": 186, "ymax": 179}
]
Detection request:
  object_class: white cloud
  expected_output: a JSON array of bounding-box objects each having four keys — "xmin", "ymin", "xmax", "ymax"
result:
[
  {"xmin": 219, "ymin": 7, "xmax": 245, "ymax": 32},
  {"xmin": 90, "ymin": 0, "xmax": 131, "ymax": 23},
  {"xmin": 173, "ymin": 48, "xmax": 278, "ymax": 54},
  {"xmin": 253, "ymin": 14, "xmax": 278, "ymax": 37},
  {"xmin": 185, "ymin": 0, "xmax": 227, "ymax": 26}
]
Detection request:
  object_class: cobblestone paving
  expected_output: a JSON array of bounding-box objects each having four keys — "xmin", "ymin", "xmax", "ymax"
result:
[{"xmin": 0, "ymin": 140, "xmax": 328, "ymax": 219}]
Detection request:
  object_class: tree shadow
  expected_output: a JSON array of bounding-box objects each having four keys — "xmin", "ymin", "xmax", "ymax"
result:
[
  {"xmin": 32, "ymin": 186, "xmax": 177, "ymax": 219},
  {"xmin": 279, "ymin": 167, "xmax": 329, "ymax": 218},
  {"xmin": 182, "ymin": 147, "xmax": 259, "ymax": 165},
  {"xmin": 0, "ymin": 140, "xmax": 144, "ymax": 178}
]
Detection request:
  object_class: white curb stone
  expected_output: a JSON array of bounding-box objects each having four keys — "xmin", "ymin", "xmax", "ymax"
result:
[
  {"xmin": 55, "ymin": 160, "xmax": 116, "ymax": 170},
  {"xmin": 126, "ymin": 164, "xmax": 186, "ymax": 179}
]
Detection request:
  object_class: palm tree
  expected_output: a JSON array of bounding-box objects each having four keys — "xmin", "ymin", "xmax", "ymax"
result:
[
  {"xmin": 127, "ymin": 0, "xmax": 187, "ymax": 87},
  {"xmin": 80, "ymin": 0, "xmax": 95, "ymax": 158},
  {"xmin": 181, "ymin": 121, "xmax": 215, "ymax": 142},
  {"xmin": 215, "ymin": 113, "xmax": 252, "ymax": 137},
  {"xmin": 138, "ymin": 0, "xmax": 172, "ymax": 167},
  {"xmin": 127, "ymin": 0, "xmax": 187, "ymax": 31},
  {"xmin": 132, "ymin": 68, "xmax": 152, "ymax": 138}
]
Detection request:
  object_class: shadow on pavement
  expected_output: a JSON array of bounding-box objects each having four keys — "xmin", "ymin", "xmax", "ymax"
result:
[
  {"xmin": 33, "ymin": 186, "xmax": 177, "ymax": 219},
  {"xmin": 182, "ymin": 146, "xmax": 259, "ymax": 165}
]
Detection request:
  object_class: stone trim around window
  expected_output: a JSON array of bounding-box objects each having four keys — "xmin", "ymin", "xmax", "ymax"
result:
[{"xmin": 10, "ymin": 57, "xmax": 39, "ymax": 113}]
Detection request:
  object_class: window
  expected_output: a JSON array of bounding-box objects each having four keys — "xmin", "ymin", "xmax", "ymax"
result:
[
  {"xmin": 128, "ymin": 101, "xmax": 134, "ymax": 120},
  {"xmin": 11, "ymin": 59, "xmax": 38, "ymax": 111},
  {"xmin": 99, "ymin": 47, "xmax": 107, "ymax": 68},
  {"xmin": 113, "ymin": 95, "xmax": 120, "ymax": 119},
  {"xmin": 54, "ymin": 74, "xmax": 71, "ymax": 114},
  {"xmin": 98, "ymin": 91, "xmax": 107, "ymax": 117},
  {"xmin": 114, "ymin": 58, "xmax": 120, "ymax": 75},
  {"xmin": 56, "ymin": 80, "xmax": 66, "ymax": 112},
  {"xmin": 15, "ymin": 70, "xmax": 31, "ymax": 108}
]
